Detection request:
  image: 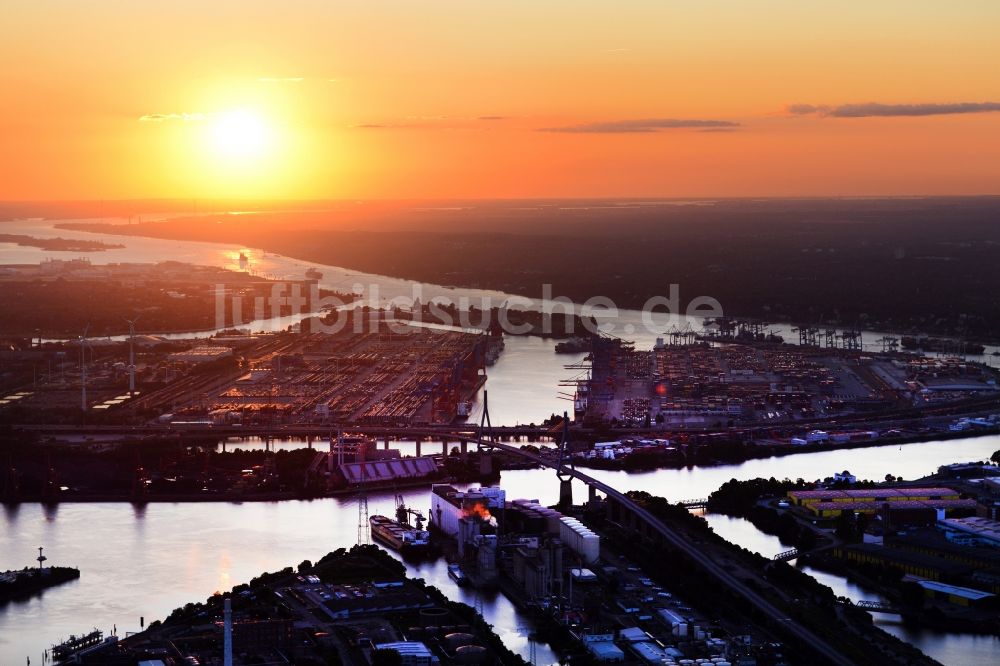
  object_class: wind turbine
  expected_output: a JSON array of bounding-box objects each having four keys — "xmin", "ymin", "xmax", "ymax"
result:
[
  {"xmin": 79, "ymin": 324, "xmax": 90, "ymax": 412},
  {"xmin": 125, "ymin": 315, "xmax": 141, "ymax": 398}
]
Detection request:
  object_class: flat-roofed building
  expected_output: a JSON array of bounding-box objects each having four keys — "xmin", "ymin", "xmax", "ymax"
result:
[
  {"xmin": 630, "ymin": 641, "xmax": 668, "ymax": 665},
  {"xmin": 375, "ymin": 642, "xmax": 437, "ymax": 666},
  {"xmin": 916, "ymin": 580, "xmax": 997, "ymax": 607},
  {"xmin": 806, "ymin": 498, "xmax": 976, "ymax": 519},
  {"xmin": 938, "ymin": 517, "xmax": 1000, "ymax": 548},
  {"xmin": 889, "ymin": 528, "xmax": 1000, "ymax": 571},
  {"xmin": 787, "ymin": 487, "xmax": 960, "ymax": 507},
  {"xmin": 579, "ymin": 634, "xmax": 625, "ymax": 663}
]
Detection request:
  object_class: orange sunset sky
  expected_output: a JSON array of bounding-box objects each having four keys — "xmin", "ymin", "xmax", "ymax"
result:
[{"xmin": 2, "ymin": 1, "xmax": 999, "ymax": 201}]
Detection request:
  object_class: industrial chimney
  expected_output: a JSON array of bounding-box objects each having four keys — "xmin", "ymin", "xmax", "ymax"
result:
[{"xmin": 224, "ymin": 597, "xmax": 233, "ymax": 666}]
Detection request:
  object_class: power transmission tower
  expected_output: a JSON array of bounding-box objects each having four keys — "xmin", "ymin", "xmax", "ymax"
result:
[
  {"xmin": 125, "ymin": 315, "xmax": 141, "ymax": 398},
  {"xmin": 473, "ymin": 588, "xmax": 484, "ymax": 618},
  {"xmin": 517, "ymin": 623, "xmax": 537, "ymax": 666},
  {"xmin": 79, "ymin": 324, "xmax": 90, "ymax": 412},
  {"xmin": 357, "ymin": 493, "xmax": 370, "ymax": 545}
]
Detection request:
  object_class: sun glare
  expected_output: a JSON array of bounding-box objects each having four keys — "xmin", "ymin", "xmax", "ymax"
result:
[{"xmin": 207, "ymin": 109, "xmax": 273, "ymax": 161}]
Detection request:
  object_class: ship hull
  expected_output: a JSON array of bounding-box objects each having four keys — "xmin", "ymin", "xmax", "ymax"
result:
[{"xmin": 369, "ymin": 515, "xmax": 432, "ymax": 556}]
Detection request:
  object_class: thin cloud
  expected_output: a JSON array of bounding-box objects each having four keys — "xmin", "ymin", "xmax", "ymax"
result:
[
  {"xmin": 354, "ymin": 117, "xmax": 486, "ymax": 130},
  {"xmin": 257, "ymin": 77, "xmax": 304, "ymax": 83},
  {"xmin": 352, "ymin": 115, "xmax": 509, "ymax": 131},
  {"xmin": 786, "ymin": 104, "xmax": 828, "ymax": 116},
  {"xmin": 787, "ymin": 102, "xmax": 1000, "ymax": 118},
  {"xmin": 539, "ymin": 118, "xmax": 740, "ymax": 133},
  {"xmin": 138, "ymin": 112, "xmax": 206, "ymax": 122}
]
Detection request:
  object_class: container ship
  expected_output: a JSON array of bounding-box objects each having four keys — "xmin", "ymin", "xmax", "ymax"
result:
[
  {"xmin": 901, "ymin": 336, "xmax": 985, "ymax": 355},
  {"xmin": 369, "ymin": 514, "xmax": 431, "ymax": 554}
]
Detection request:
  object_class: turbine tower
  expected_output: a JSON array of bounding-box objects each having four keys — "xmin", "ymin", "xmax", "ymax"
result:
[
  {"xmin": 125, "ymin": 315, "xmax": 141, "ymax": 398},
  {"xmin": 79, "ymin": 324, "xmax": 90, "ymax": 412},
  {"xmin": 356, "ymin": 439, "xmax": 370, "ymax": 545},
  {"xmin": 223, "ymin": 597, "xmax": 233, "ymax": 666}
]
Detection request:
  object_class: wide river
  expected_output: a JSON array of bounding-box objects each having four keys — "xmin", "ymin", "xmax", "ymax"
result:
[
  {"xmin": 2, "ymin": 217, "xmax": 1000, "ymax": 664},
  {"xmin": 3, "ymin": 435, "xmax": 998, "ymax": 665}
]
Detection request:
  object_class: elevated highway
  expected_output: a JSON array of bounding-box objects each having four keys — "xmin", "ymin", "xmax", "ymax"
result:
[{"xmin": 450, "ymin": 431, "xmax": 855, "ymax": 666}]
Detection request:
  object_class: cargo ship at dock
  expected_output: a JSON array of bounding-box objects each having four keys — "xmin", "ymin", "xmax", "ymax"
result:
[
  {"xmin": 554, "ymin": 336, "xmax": 593, "ymax": 354},
  {"xmin": 370, "ymin": 515, "xmax": 431, "ymax": 554}
]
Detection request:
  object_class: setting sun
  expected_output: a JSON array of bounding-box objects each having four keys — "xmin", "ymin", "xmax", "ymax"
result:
[{"xmin": 206, "ymin": 109, "xmax": 273, "ymax": 162}]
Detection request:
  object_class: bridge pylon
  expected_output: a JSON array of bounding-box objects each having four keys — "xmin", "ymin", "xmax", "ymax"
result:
[{"xmin": 477, "ymin": 390, "xmax": 494, "ymax": 452}]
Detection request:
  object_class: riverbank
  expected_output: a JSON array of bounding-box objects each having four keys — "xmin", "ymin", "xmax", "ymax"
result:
[
  {"xmin": 572, "ymin": 425, "xmax": 1000, "ymax": 475},
  {"xmin": 5, "ymin": 475, "xmax": 451, "ymax": 504},
  {"xmin": 4, "ymin": 428, "xmax": 995, "ymax": 505}
]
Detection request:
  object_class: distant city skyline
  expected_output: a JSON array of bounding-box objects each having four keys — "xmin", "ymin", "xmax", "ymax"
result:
[{"xmin": 2, "ymin": 1, "xmax": 999, "ymax": 200}]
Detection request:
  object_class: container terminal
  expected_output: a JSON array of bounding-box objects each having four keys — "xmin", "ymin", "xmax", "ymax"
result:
[
  {"xmin": 179, "ymin": 321, "xmax": 489, "ymax": 427},
  {"xmin": 578, "ymin": 334, "xmax": 999, "ymax": 428},
  {"xmin": 0, "ymin": 317, "xmax": 492, "ymax": 427}
]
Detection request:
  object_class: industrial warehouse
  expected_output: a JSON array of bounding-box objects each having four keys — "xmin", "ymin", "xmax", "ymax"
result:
[{"xmin": 785, "ymin": 487, "xmax": 974, "ymax": 519}]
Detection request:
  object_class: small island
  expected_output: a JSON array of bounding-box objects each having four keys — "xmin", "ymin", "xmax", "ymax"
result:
[{"xmin": 0, "ymin": 233, "xmax": 125, "ymax": 252}]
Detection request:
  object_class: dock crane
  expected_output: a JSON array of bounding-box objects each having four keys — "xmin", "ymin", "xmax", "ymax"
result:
[{"xmin": 395, "ymin": 494, "xmax": 426, "ymax": 530}]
